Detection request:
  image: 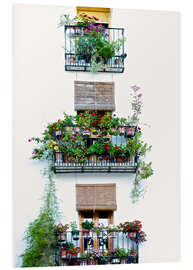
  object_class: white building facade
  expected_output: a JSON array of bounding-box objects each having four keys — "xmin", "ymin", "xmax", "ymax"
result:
[{"xmin": 13, "ymin": 4, "xmax": 180, "ymax": 267}]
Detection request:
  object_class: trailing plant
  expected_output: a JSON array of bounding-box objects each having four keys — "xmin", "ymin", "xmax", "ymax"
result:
[
  {"xmin": 128, "ymin": 85, "xmax": 153, "ymax": 202},
  {"xmin": 21, "ymin": 168, "xmax": 61, "ymax": 267}
]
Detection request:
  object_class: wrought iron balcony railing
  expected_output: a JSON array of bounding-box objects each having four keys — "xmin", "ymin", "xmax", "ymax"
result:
[
  {"xmin": 52, "ymin": 126, "xmax": 137, "ymax": 173},
  {"xmin": 53, "ymin": 153, "xmax": 137, "ymax": 173},
  {"xmin": 64, "ymin": 25, "xmax": 126, "ymax": 73},
  {"xmin": 54, "ymin": 230, "xmax": 139, "ymax": 266}
]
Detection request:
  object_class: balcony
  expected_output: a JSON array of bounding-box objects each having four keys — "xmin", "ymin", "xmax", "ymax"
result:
[
  {"xmin": 64, "ymin": 25, "xmax": 126, "ymax": 73},
  {"xmin": 52, "ymin": 126, "xmax": 137, "ymax": 173},
  {"xmin": 54, "ymin": 230, "xmax": 139, "ymax": 266}
]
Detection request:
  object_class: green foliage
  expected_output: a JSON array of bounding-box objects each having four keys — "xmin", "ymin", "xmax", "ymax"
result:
[
  {"xmin": 21, "ymin": 213, "xmax": 56, "ymax": 267},
  {"xmin": 113, "ymin": 247, "xmax": 128, "ymax": 258},
  {"xmin": 81, "ymin": 220, "xmax": 94, "ymax": 230},
  {"xmin": 70, "ymin": 221, "xmax": 79, "ymax": 235},
  {"xmin": 21, "ymin": 170, "xmax": 60, "ymax": 267}
]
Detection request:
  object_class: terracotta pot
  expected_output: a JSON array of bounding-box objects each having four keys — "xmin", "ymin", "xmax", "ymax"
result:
[
  {"xmin": 82, "ymin": 229, "xmax": 90, "ymax": 236},
  {"xmin": 116, "ymin": 156, "xmax": 125, "ymax": 163},
  {"xmin": 61, "ymin": 249, "xmax": 66, "ymax": 258},
  {"xmin": 130, "ymin": 251, "xmax": 137, "ymax": 257}
]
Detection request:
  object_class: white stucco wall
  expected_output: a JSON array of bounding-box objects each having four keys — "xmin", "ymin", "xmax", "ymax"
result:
[{"xmin": 13, "ymin": 4, "xmax": 180, "ymax": 267}]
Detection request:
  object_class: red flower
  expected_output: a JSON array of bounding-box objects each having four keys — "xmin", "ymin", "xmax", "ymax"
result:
[
  {"xmin": 91, "ymin": 113, "xmax": 96, "ymax": 116},
  {"xmin": 115, "ymin": 146, "xmax": 119, "ymax": 150}
]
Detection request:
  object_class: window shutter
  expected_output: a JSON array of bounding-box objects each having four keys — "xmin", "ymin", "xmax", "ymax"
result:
[{"xmin": 76, "ymin": 184, "xmax": 117, "ymax": 211}]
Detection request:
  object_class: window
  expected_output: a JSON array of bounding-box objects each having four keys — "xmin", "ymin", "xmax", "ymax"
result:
[{"xmin": 76, "ymin": 7, "xmax": 111, "ymax": 26}]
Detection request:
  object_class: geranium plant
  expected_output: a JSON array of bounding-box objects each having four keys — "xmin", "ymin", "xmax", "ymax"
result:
[{"xmin": 120, "ymin": 220, "xmax": 142, "ymax": 233}]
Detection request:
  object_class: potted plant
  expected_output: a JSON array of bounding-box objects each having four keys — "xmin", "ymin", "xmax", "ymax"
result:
[
  {"xmin": 81, "ymin": 220, "xmax": 94, "ymax": 236},
  {"xmin": 92, "ymin": 223, "xmax": 106, "ymax": 237},
  {"xmin": 114, "ymin": 145, "xmax": 126, "ymax": 163},
  {"xmin": 70, "ymin": 221, "xmax": 79, "ymax": 240},
  {"xmin": 87, "ymin": 249, "xmax": 102, "ymax": 265},
  {"xmin": 79, "ymin": 253, "xmax": 89, "ymax": 266},
  {"xmin": 54, "ymin": 223, "xmax": 69, "ymax": 241},
  {"xmin": 119, "ymin": 220, "xmax": 142, "ymax": 239},
  {"xmin": 129, "ymin": 250, "xmax": 137, "ymax": 257},
  {"xmin": 107, "ymin": 224, "xmax": 120, "ymax": 237},
  {"xmin": 68, "ymin": 247, "xmax": 81, "ymax": 258},
  {"xmin": 61, "ymin": 242, "xmax": 74, "ymax": 259}
]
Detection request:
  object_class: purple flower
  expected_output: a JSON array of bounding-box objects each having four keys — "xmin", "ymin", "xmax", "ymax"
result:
[
  {"xmin": 105, "ymin": 33, "xmax": 109, "ymax": 37},
  {"xmin": 138, "ymin": 93, "xmax": 142, "ymax": 98},
  {"xmin": 131, "ymin": 85, "xmax": 140, "ymax": 91},
  {"xmin": 28, "ymin": 139, "xmax": 32, "ymax": 142}
]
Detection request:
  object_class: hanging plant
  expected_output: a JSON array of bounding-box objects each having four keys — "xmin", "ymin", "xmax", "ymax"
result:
[{"xmin": 21, "ymin": 167, "xmax": 61, "ymax": 267}]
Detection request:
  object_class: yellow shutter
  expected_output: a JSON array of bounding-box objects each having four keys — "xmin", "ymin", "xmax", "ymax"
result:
[{"xmin": 76, "ymin": 6, "xmax": 111, "ymax": 25}]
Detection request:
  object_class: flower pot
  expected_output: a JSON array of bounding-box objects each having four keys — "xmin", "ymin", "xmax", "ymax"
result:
[
  {"xmin": 61, "ymin": 249, "xmax": 67, "ymax": 258},
  {"xmin": 121, "ymin": 259, "xmax": 127, "ymax": 264},
  {"xmin": 82, "ymin": 229, "xmax": 90, "ymax": 236},
  {"xmin": 115, "ymin": 58, "xmax": 121, "ymax": 65},
  {"xmin": 58, "ymin": 231, "xmax": 66, "ymax": 241},
  {"xmin": 116, "ymin": 156, "xmax": 125, "ymax": 163},
  {"xmin": 88, "ymin": 258, "xmax": 96, "ymax": 265},
  {"xmin": 128, "ymin": 231, "xmax": 137, "ymax": 238},
  {"xmin": 72, "ymin": 231, "xmax": 79, "ymax": 241},
  {"xmin": 130, "ymin": 251, "xmax": 137, "ymax": 257},
  {"xmin": 118, "ymin": 126, "xmax": 125, "ymax": 135},
  {"xmin": 126, "ymin": 127, "xmax": 135, "ymax": 137}
]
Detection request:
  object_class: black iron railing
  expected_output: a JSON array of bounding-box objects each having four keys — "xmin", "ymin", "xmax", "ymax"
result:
[
  {"xmin": 52, "ymin": 126, "xmax": 137, "ymax": 173},
  {"xmin": 53, "ymin": 153, "xmax": 137, "ymax": 173},
  {"xmin": 64, "ymin": 25, "xmax": 126, "ymax": 73},
  {"xmin": 54, "ymin": 230, "xmax": 139, "ymax": 266}
]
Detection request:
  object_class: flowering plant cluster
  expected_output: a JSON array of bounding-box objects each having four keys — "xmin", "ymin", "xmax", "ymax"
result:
[
  {"xmin": 120, "ymin": 220, "xmax": 142, "ymax": 233},
  {"xmin": 28, "ymin": 85, "xmax": 153, "ymax": 202},
  {"xmin": 58, "ymin": 13, "xmax": 124, "ymax": 72},
  {"xmin": 68, "ymin": 247, "xmax": 81, "ymax": 256},
  {"xmin": 87, "ymin": 249, "xmax": 103, "ymax": 259},
  {"xmin": 76, "ymin": 13, "xmax": 99, "ymax": 26},
  {"xmin": 28, "ymin": 111, "xmax": 148, "ymax": 162}
]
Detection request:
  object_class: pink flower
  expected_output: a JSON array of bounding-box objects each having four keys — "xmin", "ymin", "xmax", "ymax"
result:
[
  {"xmin": 138, "ymin": 93, "xmax": 142, "ymax": 98},
  {"xmin": 28, "ymin": 139, "xmax": 32, "ymax": 142}
]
